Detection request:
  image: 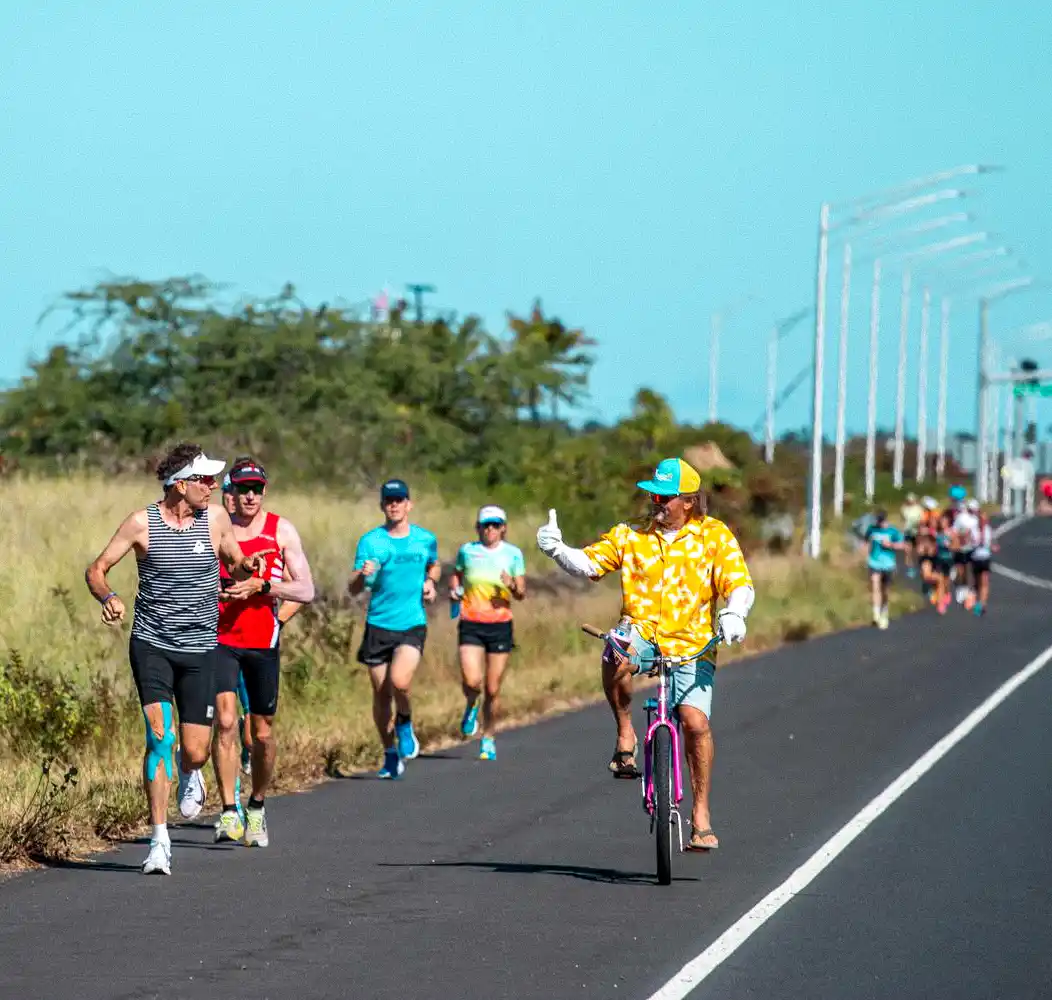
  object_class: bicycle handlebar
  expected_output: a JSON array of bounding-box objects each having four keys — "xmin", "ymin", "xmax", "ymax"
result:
[{"xmin": 580, "ymin": 623, "xmax": 724, "ymax": 667}]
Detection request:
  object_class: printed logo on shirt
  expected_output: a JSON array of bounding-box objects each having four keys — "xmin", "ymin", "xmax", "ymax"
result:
[{"xmin": 192, "ymin": 541, "xmax": 206, "ymax": 555}]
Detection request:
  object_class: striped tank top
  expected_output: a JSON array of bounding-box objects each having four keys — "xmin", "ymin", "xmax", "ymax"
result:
[{"xmin": 132, "ymin": 504, "xmax": 220, "ymax": 653}]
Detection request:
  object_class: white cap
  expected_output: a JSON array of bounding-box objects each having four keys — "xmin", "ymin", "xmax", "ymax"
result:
[
  {"xmin": 906, "ymin": 492, "xmax": 917, "ymax": 503},
  {"xmin": 164, "ymin": 452, "xmax": 226, "ymax": 486},
  {"xmin": 966, "ymin": 497, "xmax": 980, "ymax": 512},
  {"xmin": 922, "ymin": 496, "xmax": 938, "ymax": 510},
  {"xmin": 477, "ymin": 504, "xmax": 507, "ymax": 525}
]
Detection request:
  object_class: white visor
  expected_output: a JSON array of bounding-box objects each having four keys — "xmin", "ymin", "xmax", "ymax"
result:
[
  {"xmin": 164, "ymin": 453, "xmax": 227, "ymax": 486},
  {"xmin": 477, "ymin": 504, "xmax": 507, "ymax": 524}
]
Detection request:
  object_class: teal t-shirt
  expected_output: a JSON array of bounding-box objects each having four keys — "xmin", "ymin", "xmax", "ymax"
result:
[
  {"xmin": 354, "ymin": 525, "xmax": 439, "ymax": 630},
  {"xmin": 865, "ymin": 523, "xmax": 902, "ymax": 573}
]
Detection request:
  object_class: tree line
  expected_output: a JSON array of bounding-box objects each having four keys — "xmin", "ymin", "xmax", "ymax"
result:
[{"xmin": 0, "ymin": 276, "xmax": 807, "ymax": 544}]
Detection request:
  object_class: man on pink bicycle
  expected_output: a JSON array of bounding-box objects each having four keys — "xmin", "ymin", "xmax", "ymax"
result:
[{"xmin": 536, "ymin": 457, "xmax": 754, "ymax": 850}]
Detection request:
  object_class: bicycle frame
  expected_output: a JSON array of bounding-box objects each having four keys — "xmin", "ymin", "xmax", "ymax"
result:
[
  {"xmin": 581, "ymin": 623, "xmax": 720, "ymax": 855},
  {"xmin": 640, "ymin": 636, "xmax": 719, "ymax": 851}
]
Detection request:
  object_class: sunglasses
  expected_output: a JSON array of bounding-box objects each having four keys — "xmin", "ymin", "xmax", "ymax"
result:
[
  {"xmin": 650, "ymin": 493, "xmax": 680, "ymax": 505},
  {"xmin": 186, "ymin": 475, "xmax": 217, "ymax": 487},
  {"xmin": 233, "ymin": 482, "xmax": 265, "ymax": 496}
]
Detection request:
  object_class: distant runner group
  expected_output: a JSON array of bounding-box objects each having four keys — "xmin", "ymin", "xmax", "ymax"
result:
[{"xmin": 858, "ymin": 485, "xmax": 996, "ymax": 630}]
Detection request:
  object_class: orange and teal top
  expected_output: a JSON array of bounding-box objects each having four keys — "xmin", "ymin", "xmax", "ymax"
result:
[{"xmin": 455, "ymin": 541, "xmax": 526, "ymax": 623}]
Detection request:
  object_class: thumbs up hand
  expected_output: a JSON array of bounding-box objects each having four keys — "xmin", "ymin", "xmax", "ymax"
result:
[{"xmin": 536, "ymin": 508, "xmax": 564, "ymax": 555}]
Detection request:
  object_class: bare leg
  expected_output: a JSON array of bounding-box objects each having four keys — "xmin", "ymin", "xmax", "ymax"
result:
[
  {"xmin": 679, "ymin": 704, "xmax": 717, "ymax": 846},
  {"xmin": 459, "ymin": 644, "xmax": 485, "ymax": 708},
  {"xmin": 482, "ymin": 652, "xmax": 510, "ymax": 738},
  {"xmin": 249, "ymin": 714, "xmax": 276, "ymax": 799},
  {"xmin": 143, "ymin": 702, "xmax": 173, "ymax": 825},
  {"xmin": 602, "ymin": 655, "xmax": 636, "ymax": 753},
  {"xmin": 367, "ymin": 663, "xmax": 395, "ymax": 749},
  {"xmin": 869, "ymin": 572, "xmax": 882, "ymax": 621},
  {"xmin": 211, "ymin": 691, "xmax": 240, "ymax": 808},
  {"xmin": 389, "ymin": 645, "xmax": 422, "ymax": 720}
]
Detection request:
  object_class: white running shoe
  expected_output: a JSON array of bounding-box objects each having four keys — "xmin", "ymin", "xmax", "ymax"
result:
[
  {"xmin": 142, "ymin": 840, "xmax": 171, "ymax": 875},
  {"xmin": 244, "ymin": 806, "xmax": 269, "ymax": 848},
  {"xmin": 177, "ymin": 763, "xmax": 206, "ymax": 820}
]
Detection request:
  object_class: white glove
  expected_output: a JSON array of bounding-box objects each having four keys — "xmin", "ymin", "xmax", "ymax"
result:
[
  {"xmin": 716, "ymin": 609, "xmax": 747, "ymax": 644},
  {"xmin": 536, "ymin": 509, "xmax": 563, "ymax": 556}
]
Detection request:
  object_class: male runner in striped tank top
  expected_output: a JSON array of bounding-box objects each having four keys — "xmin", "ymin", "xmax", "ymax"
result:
[
  {"xmin": 208, "ymin": 457, "xmax": 314, "ymax": 846},
  {"xmin": 85, "ymin": 443, "xmax": 277, "ymax": 875}
]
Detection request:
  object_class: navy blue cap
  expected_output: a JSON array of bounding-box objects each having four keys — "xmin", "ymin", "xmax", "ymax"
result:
[{"xmin": 380, "ymin": 478, "xmax": 410, "ymax": 500}]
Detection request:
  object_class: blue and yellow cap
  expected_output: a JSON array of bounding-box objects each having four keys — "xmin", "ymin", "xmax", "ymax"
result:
[{"xmin": 636, "ymin": 457, "xmax": 702, "ymax": 496}]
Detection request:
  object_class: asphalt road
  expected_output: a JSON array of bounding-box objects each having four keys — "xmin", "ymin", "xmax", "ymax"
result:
[{"xmin": 2, "ymin": 517, "xmax": 1050, "ymax": 1000}]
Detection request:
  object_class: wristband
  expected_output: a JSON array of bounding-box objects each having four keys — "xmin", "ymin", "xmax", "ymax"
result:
[
  {"xmin": 100, "ymin": 591, "xmax": 118, "ymax": 605},
  {"xmin": 261, "ymin": 580, "xmax": 272, "ymax": 595}
]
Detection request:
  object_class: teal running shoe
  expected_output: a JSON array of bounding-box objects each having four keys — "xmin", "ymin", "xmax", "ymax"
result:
[
  {"xmin": 377, "ymin": 748, "xmax": 405, "ymax": 779},
  {"xmin": 396, "ymin": 720, "xmax": 420, "ymax": 760},
  {"xmin": 460, "ymin": 700, "xmax": 480, "ymax": 738},
  {"xmin": 479, "ymin": 736, "xmax": 496, "ymax": 761}
]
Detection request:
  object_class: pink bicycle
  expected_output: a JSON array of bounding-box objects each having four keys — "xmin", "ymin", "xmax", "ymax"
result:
[{"xmin": 582, "ymin": 623, "xmax": 722, "ymax": 886}]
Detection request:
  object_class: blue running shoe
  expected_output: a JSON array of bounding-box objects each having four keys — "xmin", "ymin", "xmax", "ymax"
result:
[
  {"xmin": 396, "ymin": 720, "xmax": 420, "ymax": 760},
  {"xmin": 460, "ymin": 700, "xmax": 480, "ymax": 738},
  {"xmin": 973, "ymin": 601, "xmax": 984, "ymax": 617},
  {"xmin": 479, "ymin": 736, "xmax": 496, "ymax": 761},
  {"xmin": 377, "ymin": 749, "xmax": 405, "ymax": 779}
]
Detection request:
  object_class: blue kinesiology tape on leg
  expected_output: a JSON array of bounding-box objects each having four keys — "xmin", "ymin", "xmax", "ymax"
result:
[
  {"xmin": 144, "ymin": 702, "xmax": 176, "ymax": 781},
  {"xmin": 237, "ymin": 670, "xmax": 250, "ymax": 714}
]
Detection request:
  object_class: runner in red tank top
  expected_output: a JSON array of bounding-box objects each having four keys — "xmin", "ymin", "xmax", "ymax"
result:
[{"xmin": 206, "ymin": 457, "xmax": 315, "ymax": 846}]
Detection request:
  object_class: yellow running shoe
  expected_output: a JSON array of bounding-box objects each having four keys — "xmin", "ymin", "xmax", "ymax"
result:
[{"xmin": 214, "ymin": 809, "xmax": 245, "ymax": 843}]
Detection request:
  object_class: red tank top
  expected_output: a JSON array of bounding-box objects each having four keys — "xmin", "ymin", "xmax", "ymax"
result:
[{"xmin": 218, "ymin": 511, "xmax": 284, "ymax": 649}]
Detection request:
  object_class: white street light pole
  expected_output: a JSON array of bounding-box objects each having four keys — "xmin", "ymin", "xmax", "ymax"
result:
[
  {"xmin": 1002, "ymin": 361, "xmax": 1014, "ymax": 515},
  {"xmin": 976, "ymin": 277, "xmax": 1036, "ymax": 501},
  {"xmin": 807, "ymin": 164, "xmax": 995, "ymax": 559},
  {"xmin": 891, "ymin": 231, "xmax": 989, "ymax": 488},
  {"xmin": 893, "ymin": 269, "xmax": 912, "ymax": 488},
  {"xmin": 807, "ymin": 203, "xmax": 831, "ymax": 558},
  {"xmin": 865, "ymin": 259, "xmax": 882, "ymax": 500},
  {"xmin": 936, "ymin": 296, "xmax": 951, "ymax": 479},
  {"xmin": 916, "ymin": 287, "xmax": 932, "ymax": 481},
  {"xmin": 833, "ymin": 242, "xmax": 853, "ymax": 516}
]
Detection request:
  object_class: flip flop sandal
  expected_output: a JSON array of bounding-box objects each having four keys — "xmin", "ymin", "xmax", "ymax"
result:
[
  {"xmin": 608, "ymin": 748, "xmax": 641, "ymax": 779},
  {"xmin": 688, "ymin": 828, "xmax": 719, "ymax": 851}
]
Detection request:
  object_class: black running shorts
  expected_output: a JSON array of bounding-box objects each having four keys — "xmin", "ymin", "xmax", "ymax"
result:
[
  {"xmin": 458, "ymin": 619, "xmax": 514, "ymax": 654},
  {"xmin": 356, "ymin": 624, "xmax": 427, "ymax": 667},
  {"xmin": 215, "ymin": 644, "xmax": 280, "ymax": 716},
  {"xmin": 129, "ymin": 637, "xmax": 216, "ymax": 726}
]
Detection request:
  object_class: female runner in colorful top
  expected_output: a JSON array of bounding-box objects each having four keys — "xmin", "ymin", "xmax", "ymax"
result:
[{"xmin": 450, "ymin": 505, "xmax": 526, "ymax": 761}]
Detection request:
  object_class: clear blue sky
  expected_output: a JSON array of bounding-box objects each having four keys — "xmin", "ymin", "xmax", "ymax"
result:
[{"xmin": 3, "ymin": 3, "xmax": 1051, "ymax": 438}]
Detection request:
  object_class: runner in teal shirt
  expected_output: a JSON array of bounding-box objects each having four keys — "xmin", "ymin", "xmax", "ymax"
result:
[
  {"xmin": 864, "ymin": 510, "xmax": 904, "ymax": 630},
  {"xmin": 348, "ymin": 478, "xmax": 440, "ymax": 778}
]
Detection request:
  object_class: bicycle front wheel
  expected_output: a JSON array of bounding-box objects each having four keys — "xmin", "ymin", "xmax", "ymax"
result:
[{"xmin": 653, "ymin": 725, "xmax": 673, "ymax": 886}]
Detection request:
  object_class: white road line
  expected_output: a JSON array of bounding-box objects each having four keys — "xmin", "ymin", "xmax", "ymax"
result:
[
  {"xmin": 992, "ymin": 515, "xmax": 1028, "ymax": 539},
  {"xmin": 992, "ymin": 564, "xmax": 1052, "ymax": 591},
  {"xmin": 647, "ymin": 639, "xmax": 1052, "ymax": 999}
]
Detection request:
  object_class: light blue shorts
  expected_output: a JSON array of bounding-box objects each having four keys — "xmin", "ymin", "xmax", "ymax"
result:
[{"xmin": 605, "ymin": 627, "xmax": 715, "ymax": 720}]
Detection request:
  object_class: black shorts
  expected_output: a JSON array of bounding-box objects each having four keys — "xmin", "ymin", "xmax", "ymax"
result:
[
  {"xmin": 458, "ymin": 619, "xmax": 514, "ymax": 654},
  {"xmin": 357, "ymin": 624, "xmax": 427, "ymax": 667},
  {"xmin": 954, "ymin": 550, "xmax": 973, "ymax": 566},
  {"xmin": 129, "ymin": 637, "xmax": 216, "ymax": 727},
  {"xmin": 216, "ymin": 644, "xmax": 280, "ymax": 716},
  {"xmin": 935, "ymin": 557, "xmax": 954, "ymax": 577},
  {"xmin": 971, "ymin": 557, "xmax": 991, "ymax": 575},
  {"xmin": 904, "ymin": 531, "xmax": 917, "ymax": 544}
]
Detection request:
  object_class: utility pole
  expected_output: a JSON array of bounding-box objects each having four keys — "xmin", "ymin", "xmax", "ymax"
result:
[{"xmin": 405, "ymin": 283, "xmax": 436, "ymax": 323}]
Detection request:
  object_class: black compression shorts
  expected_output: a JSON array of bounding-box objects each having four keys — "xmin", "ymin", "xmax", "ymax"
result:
[{"xmin": 130, "ymin": 637, "xmax": 216, "ymax": 726}]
